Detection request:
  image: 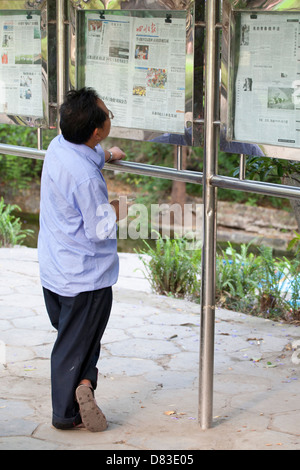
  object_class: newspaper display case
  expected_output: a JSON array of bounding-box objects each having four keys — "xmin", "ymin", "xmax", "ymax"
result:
[
  {"xmin": 68, "ymin": 0, "xmax": 197, "ymax": 146},
  {"xmin": 221, "ymin": 0, "xmax": 300, "ymax": 161},
  {"xmin": 0, "ymin": 0, "xmax": 50, "ymax": 127}
]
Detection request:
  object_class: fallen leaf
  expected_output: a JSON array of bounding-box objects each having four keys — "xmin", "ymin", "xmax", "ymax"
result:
[
  {"xmin": 251, "ymin": 357, "xmax": 262, "ymax": 362},
  {"xmin": 164, "ymin": 410, "xmax": 176, "ymax": 416}
]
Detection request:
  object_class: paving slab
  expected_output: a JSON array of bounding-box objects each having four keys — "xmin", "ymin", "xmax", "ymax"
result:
[{"xmin": 0, "ymin": 247, "xmax": 299, "ymax": 451}]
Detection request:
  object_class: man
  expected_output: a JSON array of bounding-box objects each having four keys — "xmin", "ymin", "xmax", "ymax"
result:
[{"xmin": 38, "ymin": 87, "xmax": 125, "ymax": 432}]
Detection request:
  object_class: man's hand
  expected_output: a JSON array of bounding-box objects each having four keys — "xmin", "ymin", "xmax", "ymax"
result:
[{"xmin": 106, "ymin": 146, "xmax": 125, "ymax": 162}]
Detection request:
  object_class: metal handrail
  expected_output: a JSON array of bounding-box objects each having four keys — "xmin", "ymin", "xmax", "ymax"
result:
[{"xmin": 0, "ymin": 142, "xmax": 300, "ymax": 200}]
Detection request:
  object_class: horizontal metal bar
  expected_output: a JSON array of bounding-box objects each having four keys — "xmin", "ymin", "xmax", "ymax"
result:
[
  {"xmin": 1, "ymin": 142, "xmax": 300, "ymax": 200},
  {"xmin": 212, "ymin": 175, "xmax": 300, "ymax": 200},
  {"xmin": 192, "ymin": 119, "xmax": 219, "ymax": 125},
  {"xmin": 194, "ymin": 21, "xmax": 222, "ymax": 29},
  {"xmin": 0, "ymin": 143, "xmax": 45, "ymax": 160},
  {"xmin": 105, "ymin": 160, "xmax": 203, "ymax": 184},
  {"xmin": 0, "ymin": 142, "xmax": 203, "ymax": 183}
]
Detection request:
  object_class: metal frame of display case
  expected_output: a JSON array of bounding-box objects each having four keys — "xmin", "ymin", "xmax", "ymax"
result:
[
  {"xmin": 0, "ymin": 0, "xmax": 299, "ymax": 432},
  {"xmin": 68, "ymin": 4, "xmax": 196, "ymax": 146},
  {"xmin": 221, "ymin": 0, "xmax": 300, "ymax": 161},
  {"xmin": 0, "ymin": 0, "xmax": 51, "ymax": 128}
]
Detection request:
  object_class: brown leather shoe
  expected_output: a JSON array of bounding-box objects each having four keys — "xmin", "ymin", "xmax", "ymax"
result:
[{"xmin": 75, "ymin": 384, "xmax": 107, "ymax": 432}]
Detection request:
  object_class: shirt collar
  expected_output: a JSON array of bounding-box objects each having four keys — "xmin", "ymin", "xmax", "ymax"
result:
[{"xmin": 59, "ymin": 135, "xmax": 103, "ymax": 167}]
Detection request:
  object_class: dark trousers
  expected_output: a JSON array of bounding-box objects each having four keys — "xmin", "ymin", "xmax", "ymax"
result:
[{"xmin": 43, "ymin": 286, "xmax": 112, "ymax": 428}]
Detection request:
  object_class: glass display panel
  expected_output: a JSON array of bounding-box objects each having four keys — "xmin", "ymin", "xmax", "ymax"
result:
[
  {"xmin": 0, "ymin": 11, "xmax": 43, "ymax": 117},
  {"xmin": 232, "ymin": 12, "xmax": 300, "ymax": 149},
  {"xmin": 73, "ymin": 7, "xmax": 194, "ymax": 145},
  {"xmin": 221, "ymin": 0, "xmax": 300, "ymax": 161},
  {"xmin": 0, "ymin": 1, "xmax": 49, "ymax": 127}
]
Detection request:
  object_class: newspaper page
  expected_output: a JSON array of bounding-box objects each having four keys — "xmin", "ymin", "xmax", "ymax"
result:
[
  {"xmin": 233, "ymin": 13, "xmax": 300, "ymax": 148},
  {"xmin": 85, "ymin": 13, "xmax": 186, "ymax": 134},
  {"xmin": 85, "ymin": 15, "xmax": 131, "ymax": 127},
  {"xmin": 0, "ymin": 14, "xmax": 43, "ymax": 119}
]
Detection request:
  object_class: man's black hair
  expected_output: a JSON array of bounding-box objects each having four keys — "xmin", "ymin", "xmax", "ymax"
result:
[{"xmin": 59, "ymin": 87, "xmax": 107, "ymax": 144}]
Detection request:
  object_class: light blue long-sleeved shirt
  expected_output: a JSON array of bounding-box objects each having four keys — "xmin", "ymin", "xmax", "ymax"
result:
[{"xmin": 38, "ymin": 135, "xmax": 119, "ymax": 296}]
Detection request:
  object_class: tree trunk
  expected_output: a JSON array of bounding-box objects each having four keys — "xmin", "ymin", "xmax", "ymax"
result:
[
  {"xmin": 283, "ymin": 173, "xmax": 300, "ymax": 233},
  {"xmin": 170, "ymin": 146, "xmax": 187, "ymax": 229},
  {"xmin": 171, "ymin": 146, "xmax": 187, "ymax": 209}
]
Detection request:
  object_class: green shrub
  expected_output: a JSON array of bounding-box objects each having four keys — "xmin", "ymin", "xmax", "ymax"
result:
[
  {"xmin": 215, "ymin": 242, "xmax": 261, "ymax": 312},
  {"xmin": 137, "ymin": 236, "xmax": 300, "ymax": 322},
  {"xmin": 0, "ymin": 197, "xmax": 33, "ymax": 247},
  {"xmin": 279, "ymin": 256, "xmax": 300, "ymax": 320},
  {"xmin": 255, "ymin": 246, "xmax": 288, "ymax": 318},
  {"xmin": 216, "ymin": 243, "xmax": 300, "ymax": 320},
  {"xmin": 137, "ymin": 233, "xmax": 201, "ymax": 299},
  {"xmin": 288, "ymin": 231, "xmax": 300, "ymax": 256}
]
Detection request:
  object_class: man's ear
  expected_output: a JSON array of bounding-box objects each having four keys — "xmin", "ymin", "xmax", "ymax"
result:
[
  {"xmin": 94, "ymin": 126, "xmax": 105, "ymax": 141},
  {"xmin": 92, "ymin": 127, "xmax": 100, "ymax": 140}
]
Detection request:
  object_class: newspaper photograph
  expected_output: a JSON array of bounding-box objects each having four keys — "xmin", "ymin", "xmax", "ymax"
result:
[
  {"xmin": 233, "ymin": 13, "xmax": 300, "ymax": 148},
  {"xmin": 85, "ymin": 13, "xmax": 186, "ymax": 134},
  {"xmin": 0, "ymin": 14, "xmax": 43, "ymax": 118}
]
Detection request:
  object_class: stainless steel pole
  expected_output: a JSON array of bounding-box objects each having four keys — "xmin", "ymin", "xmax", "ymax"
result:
[
  {"xmin": 198, "ymin": 0, "xmax": 218, "ymax": 430},
  {"xmin": 37, "ymin": 128, "xmax": 43, "ymax": 151},
  {"xmin": 56, "ymin": 0, "xmax": 66, "ymax": 130},
  {"xmin": 176, "ymin": 145, "xmax": 183, "ymax": 170},
  {"xmin": 239, "ymin": 154, "xmax": 246, "ymax": 180}
]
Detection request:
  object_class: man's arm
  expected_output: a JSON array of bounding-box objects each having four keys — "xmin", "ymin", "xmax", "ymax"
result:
[{"xmin": 103, "ymin": 146, "xmax": 127, "ymax": 221}]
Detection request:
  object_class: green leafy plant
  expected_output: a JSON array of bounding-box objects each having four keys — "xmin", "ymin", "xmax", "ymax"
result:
[
  {"xmin": 287, "ymin": 231, "xmax": 300, "ymax": 256},
  {"xmin": 279, "ymin": 256, "xmax": 300, "ymax": 320},
  {"xmin": 255, "ymin": 246, "xmax": 289, "ymax": 318},
  {"xmin": 137, "ymin": 232, "xmax": 201, "ymax": 299},
  {"xmin": 215, "ymin": 243, "xmax": 299, "ymax": 320},
  {"xmin": 233, "ymin": 156, "xmax": 300, "ymax": 182},
  {"xmin": 0, "ymin": 197, "xmax": 33, "ymax": 247},
  {"xmin": 215, "ymin": 242, "xmax": 261, "ymax": 312},
  {"xmin": 137, "ymin": 235, "xmax": 300, "ymax": 322},
  {"xmin": 0, "ymin": 125, "xmax": 57, "ymax": 191}
]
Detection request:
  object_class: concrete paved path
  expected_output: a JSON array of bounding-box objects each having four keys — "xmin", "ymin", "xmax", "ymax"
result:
[{"xmin": 0, "ymin": 247, "xmax": 299, "ymax": 450}]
